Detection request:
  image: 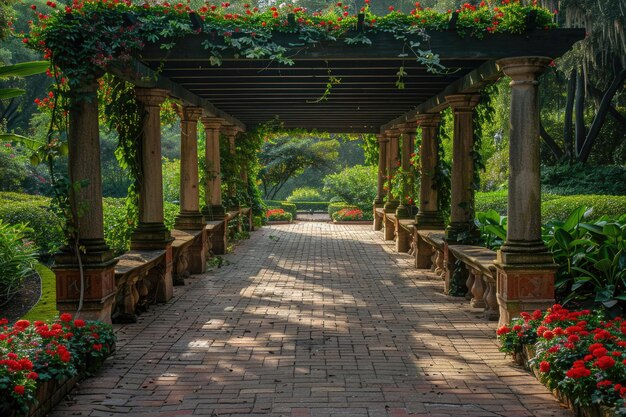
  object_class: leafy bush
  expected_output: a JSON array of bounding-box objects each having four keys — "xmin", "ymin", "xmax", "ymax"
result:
[
  {"xmin": 323, "ymin": 165, "xmax": 377, "ymax": 212},
  {"xmin": 542, "ymin": 195, "xmax": 626, "ymax": 222},
  {"xmin": 286, "ymin": 187, "xmax": 325, "ymax": 202},
  {"xmin": 475, "ymin": 190, "xmax": 560, "ymax": 216},
  {"xmin": 0, "ymin": 221, "xmax": 38, "ymax": 306},
  {"xmin": 475, "ymin": 209, "xmax": 507, "ymax": 250},
  {"xmin": 328, "ymin": 202, "xmax": 351, "ymax": 218},
  {"xmin": 265, "ymin": 208, "xmax": 292, "ymax": 222},
  {"xmin": 541, "ymin": 164, "xmax": 626, "ymax": 196},
  {"xmin": 0, "ymin": 192, "xmax": 64, "ymax": 256},
  {"xmin": 497, "ymin": 306, "xmax": 626, "ymax": 415},
  {"xmin": 332, "ymin": 208, "xmax": 364, "ymax": 222}
]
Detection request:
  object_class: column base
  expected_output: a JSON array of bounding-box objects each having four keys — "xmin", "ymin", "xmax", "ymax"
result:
[
  {"xmin": 202, "ymin": 204, "xmax": 226, "ymax": 220},
  {"xmin": 445, "ymin": 221, "xmax": 480, "ymax": 244},
  {"xmin": 373, "ymin": 197, "xmax": 384, "ymax": 207},
  {"xmin": 383, "ymin": 200, "xmax": 399, "ymax": 212},
  {"xmin": 494, "ymin": 262, "xmax": 557, "ymax": 327},
  {"xmin": 130, "ymin": 222, "xmax": 173, "ymax": 250},
  {"xmin": 395, "ymin": 205, "xmax": 412, "ymax": 219},
  {"xmin": 54, "ymin": 239, "xmax": 115, "ymax": 267},
  {"xmin": 415, "ymin": 211, "xmax": 444, "ymax": 229},
  {"xmin": 498, "ymin": 240, "xmax": 554, "ymax": 265},
  {"xmin": 174, "ymin": 211, "xmax": 206, "ymax": 230},
  {"xmin": 54, "ymin": 263, "xmax": 117, "ymax": 324}
]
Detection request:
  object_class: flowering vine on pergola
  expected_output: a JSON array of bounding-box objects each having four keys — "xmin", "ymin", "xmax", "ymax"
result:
[{"xmin": 20, "ymin": 0, "xmax": 585, "ymax": 328}]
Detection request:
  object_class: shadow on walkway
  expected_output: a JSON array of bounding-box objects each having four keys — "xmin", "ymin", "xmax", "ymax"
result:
[{"xmin": 49, "ymin": 222, "xmax": 572, "ymax": 417}]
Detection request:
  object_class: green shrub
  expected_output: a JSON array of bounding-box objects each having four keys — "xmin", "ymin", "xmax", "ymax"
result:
[
  {"xmin": 475, "ymin": 190, "xmax": 560, "ymax": 216},
  {"xmin": 328, "ymin": 201, "xmax": 351, "ymax": 218},
  {"xmin": 323, "ymin": 165, "xmax": 377, "ymax": 211},
  {"xmin": 0, "ymin": 192, "xmax": 64, "ymax": 256},
  {"xmin": 541, "ymin": 195, "xmax": 626, "ymax": 222},
  {"xmin": 286, "ymin": 187, "xmax": 324, "ymax": 202},
  {"xmin": 0, "ymin": 220, "xmax": 38, "ymax": 305},
  {"xmin": 541, "ymin": 164, "xmax": 626, "ymax": 196},
  {"xmin": 265, "ymin": 208, "xmax": 292, "ymax": 222}
]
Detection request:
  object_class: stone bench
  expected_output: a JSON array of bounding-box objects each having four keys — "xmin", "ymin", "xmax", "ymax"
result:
[
  {"xmin": 396, "ymin": 219, "xmax": 415, "ymax": 253},
  {"xmin": 383, "ymin": 212, "xmax": 396, "ymax": 241},
  {"xmin": 206, "ymin": 220, "xmax": 227, "ymax": 255},
  {"xmin": 373, "ymin": 207, "xmax": 385, "ymax": 231},
  {"xmin": 171, "ymin": 229, "xmax": 206, "ymax": 286},
  {"xmin": 446, "ymin": 245, "xmax": 499, "ymax": 321},
  {"xmin": 414, "ymin": 229, "xmax": 445, "ymax": 276},
  {"xmin": 112, "ymin": 249, "xmax": 167, "ymax": 323}
]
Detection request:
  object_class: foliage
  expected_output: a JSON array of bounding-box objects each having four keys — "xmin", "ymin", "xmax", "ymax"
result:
[
  {"xmin": 389, "ymin": 166, "xmax": 417, "ymax": 206},
  {"xmin": 265, "ymin": 208, "xmax": 292, "ymax": 222},
  {"xmin": 542, "ymin": 195, "xmax": 626, "ymax": 222},
  {"xmin": 102, "ymin": 197, "xmax": 179, "ymax": 255},
  {"xmin": 497, "ymin": 305, "xmax": 626, "ymax": 414},
  {"xmin": 21, "ymin": 264, "xmax": 57, "ymax": 322},
  {"xmin": 262, "ymin": 200, "xmax": 297, "ymax": 219},
  {"xmin": 541, "ymin": 164, "xmax": 626, "ymax": 196},
  {"xmin": 260, "ymin": 136, "xmax": 339, "ymax": 200},
  {"xmin": 0, "ymin": 314, "xmax": 115, "ymax": 417},
  {"xmin": 162, "ymin": 157, "xmax": 181, "ymax": 203},
  {"xmin": 289, "ymin": 201, "xmax": 330, "ymax": 212},
  {"xmin": 327, "ymin": 201, "xmax": 372, "ymax": 220},
  {"xmin": 328, "ymin": 201, "xmax": 351, "ymax": 218},
  {"xmin": 0, "ymin": 220, "xmax": 38, "ymax": 306},
  {"xmin": 332, "ymin": 207, "xmax": 364, "ymax": 222},
  {"xmin": 474, "ymin": 209, "xmax": 507, "ymax": 250},
  {"xmin": 322, "ymin": 164, "xmax": 377, "ymax": 212},
  {"xmin": 286, "ymin": 187, "xmax": 324, "ymax": 202},
  {"xmin": 434, "ymin": 108, "xmax": 452, "ymax": 224},
  {"xmin": 475, "ymin": 190, "xmax": 509, "ymax": 215},
  {"xmin": 543, "ymin": 206, "xmax": 626, "ymax": 313},
  {"xmin": 0, "ymin": 192, "xmax": 64, "ymax": 256}
]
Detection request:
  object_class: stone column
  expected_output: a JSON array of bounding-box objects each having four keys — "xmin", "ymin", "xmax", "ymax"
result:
[
  {"xmin": 384, "ymin": 128, "xmax": 400, "ymax": 212},
  {"xmin": 54, "ymin": 80, "xmax": 117, "ymax": 323},
  {"xmin": 200, "ymin": 117, "xmax": 225, "ymax": 220},
  {"xmin": 373, "ymin": 134, "xmax": 387, "ymax": 231},
  {"xmin": 223, "ymin": 126, "xmax": 240, "ymax": 211},
  {"xmin": 131, "ymin": 88, "xmax": 174, "ymax": 302},
  {"xmin": 174, "ymin": 105, "xmax": 207, "ymax": 277},
  {"xmin": 415, "ymin": 114, "xmax": 443, "ymax": 229},
  {"xmin": 445, "ymin": 94, "xmax": 481, "ymax": 244},
  {"xmin": 175, "ymin": 106, "xmax": 205, "ymax": 230},
  {"xmin": 396, "ymin": 122, "xmax": 417, "ymax": 219},
  {"xmin": 495, "ymin": 57, "xmax": 556, "ymax": 326},
  {"xmin": 414, "ymin": 114, "xmax": 444, "ymax": 269}
]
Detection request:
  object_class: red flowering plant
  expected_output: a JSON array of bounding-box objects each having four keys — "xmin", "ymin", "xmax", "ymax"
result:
[
  {"xmin": 332, "ymin": 207, "xmax": 364, "ymax": 221},
  {"xmin": 266, "ymin": 208, "xmax": 292, "ymax": 222},
  {"xmin": 0, "ymin": 314, "xmax": 115, "ymax": 416},
  {"xmin": 498, "ymin": 305, "xmax": 626, "ymax": 414},
  {"xmin": 496, "ymin": 308, "xmax": 545, "ymax": 356}
]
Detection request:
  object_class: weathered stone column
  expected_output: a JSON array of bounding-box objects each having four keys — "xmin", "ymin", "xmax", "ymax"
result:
[
  {"xmin": 200, "ymin": 117, "xmax": 225, "ymax": 220},
  {"xmin": 174, "ymin": 105, "xmax": 207, "ymax": 278},
  {"xmin": 384, "ymin": 128, "xmax": 400, "ymax": 212},
  {"xmin": 223, "ymin": 126, "xmax": 240, "ymax": 210},
  {"xmin": 396, "ymin": 122, "xmax": 417, "ymax": 219},
  {"xmin": 175, "ymin": 106, "xmax": 204, "ymax": 230},
  {"xmin": 54, "ymin": 80, "xmax": 117, "ymax": 323},
  {"xmin": 415, "ymin": 114, "xmax": 443, "ymax": 229},
  {"xmin": 495, "ymin": 57, "xmax": 556, "ymax": 326},
  {"xmin": 414, "ymin": 113, "xmax": 444, "ymax": 269},
  {"xmin": 445, "ymin": 94, "xmax": 481, "ymax": 244},
  {"xmin": 373, "ymin": 134, "xmax": 387, "ymax": 231},
  {"xmin": 131, "ymin": 88, "xmax": 174, "ymax": 302}
]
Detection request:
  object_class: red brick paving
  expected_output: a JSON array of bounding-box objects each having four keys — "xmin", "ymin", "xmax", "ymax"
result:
[{"xmin": 49, "ymin": 223, "xmax": 573, "ymax": 417}]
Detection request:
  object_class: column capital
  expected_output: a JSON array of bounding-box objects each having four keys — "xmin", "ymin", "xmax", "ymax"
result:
[
  {"xmin": 497, "ymin": 56, "xmax": 552, "ymax": 81},
  {"xmin": 135, "ymin": 88, "xmax": 169, "ymax": 107},
  {"xmin": 445, "ymin": 94, "xmax": 481, "ymax": 112},
  {"xmin": 376, "ymin": 133, "xmax": 388, "ymax": 143},
  {"xmin": 414, "ymin": 113, "xmax": 441, "ymax": 127},
  {"xmin": 398, "ymin": 121, "xmax": 417, "ymax": 135},
  {"xmin": 201, "ymin": 117, "xmax": 225, "ymax": 130},
  {"xmin": 179, "ymin": 105, "xmax": 204, "ymax": 122},
  {"xmin": 222, "ymin": 125, "xmax": 242, "ymax": 137},
  {"xmin": 385, "ymin": 128, "xmax": 401, "ymax": 138}
]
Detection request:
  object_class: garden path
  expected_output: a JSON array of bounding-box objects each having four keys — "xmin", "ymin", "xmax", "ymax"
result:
[{"xmin": 49, "ymin": 222, "xmax": 573, "ymax": 417}]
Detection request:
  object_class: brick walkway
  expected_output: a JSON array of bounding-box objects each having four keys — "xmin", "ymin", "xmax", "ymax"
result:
[{"xmin": 50, "ymin": 223, "xmax": 572, "ymax": 417}]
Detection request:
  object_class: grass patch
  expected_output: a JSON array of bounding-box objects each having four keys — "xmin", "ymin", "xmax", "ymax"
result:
[{"xmin": 21, "ymin": 263, "xmax": 58, "ymax": 322}]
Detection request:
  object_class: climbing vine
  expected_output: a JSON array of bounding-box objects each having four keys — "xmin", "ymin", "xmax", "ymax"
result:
[{"xmin": 434, "ymin": 108, "xmax": 452, "ymax": 224}]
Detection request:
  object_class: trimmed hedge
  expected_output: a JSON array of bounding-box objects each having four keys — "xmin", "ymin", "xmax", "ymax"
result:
[
  {"xmin": 0, "ymin": 192, "xmax": 64, "ymax": 256},
  {"xmin": 475, "ymin": 191, "xmax": 560, "ymax": 216},
  {"xmin": 541, "ymin": 195, "xmax": 626, "ymax": 222},
  {"xmin": 290, "ymin": 201, "xmax": 330, "ymax": 212},
  {"xmin": 541, "ymin": 164, "xmax": 626, "ymax": 196}
]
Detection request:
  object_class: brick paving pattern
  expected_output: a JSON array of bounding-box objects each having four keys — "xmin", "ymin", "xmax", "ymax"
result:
[{"xmin": 50, "ymin": 222, "xmax": 573, "ymax": 417}]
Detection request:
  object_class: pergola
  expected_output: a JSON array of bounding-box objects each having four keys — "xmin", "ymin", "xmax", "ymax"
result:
[{"xmin": 54, "ymin": 25, "xmax": 584, "ymax": 326}]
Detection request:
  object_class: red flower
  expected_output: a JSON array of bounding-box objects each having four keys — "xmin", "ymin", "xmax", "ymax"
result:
[
  {"xmin": 93, "ymin": 343, "xmax": 103, "ymax": 351},
  {"xmin": 13, "ymin": 385, "xmax": 25, "ymax": 395},
  {"xmin": 539, "ymin": 361, "xmax": 550, "ymax": 373},
  {"xmin": 565, "ymin": 366, "xmax": 591, "ymax": 379},
  {"xmin": 27, "ymin": 372, "xmax": 38, "ymax": 380},
  {"xmin": 595, "ymin": 356, "xmax": 615, "ymax": 370},
  {"xmin": 496, "ymin": 326, "xmax": 510, "ymax": 335},
  {"xmin": 74, "ymin": 319, "xmax": 86, "ymax": 328},
  {"xmin": 597, "ymin": 380, "xmax": 612, "ymax": 388},
  {"xmin": 388, "ymin": 6, "xmax": 394, "ymax": 11},
  {"xmin": 542, "ymin": 331, "xmax": 554, "ymax": 340},
  {"xmin": 59, "ymin": 313, "xmax": 72, "ymax": 323},
  {"xmin": 593, "ymin": 347, "xmax": 608, "ymax": 358}
]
